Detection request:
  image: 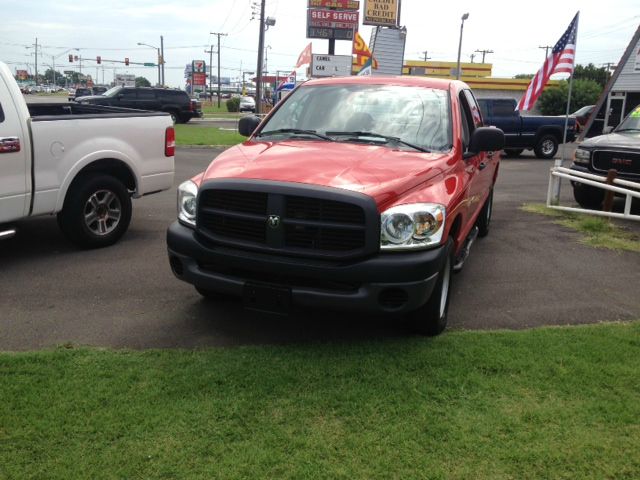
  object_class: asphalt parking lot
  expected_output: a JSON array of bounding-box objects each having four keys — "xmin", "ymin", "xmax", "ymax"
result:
[{"xmin": 1, "ymin": 147, "xmax": 638, "ymax": 350}]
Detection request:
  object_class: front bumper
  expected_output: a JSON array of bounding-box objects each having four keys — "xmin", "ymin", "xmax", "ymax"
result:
[{"xmin": 167, "ymin": 221, "xmax": 447, "ymax": 314}]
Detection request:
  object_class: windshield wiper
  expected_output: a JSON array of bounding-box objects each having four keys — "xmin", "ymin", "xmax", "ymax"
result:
[
  {"xmin": 325, "ymin": 131, "xmax": 430, "ymax": 152},
  {"xmin": 256, "ymin": 128, "xmax": 334, "ymax": 141},
  {"xmin": 614, "ymin": 128, "xmax": 640, "ymax": 133}
]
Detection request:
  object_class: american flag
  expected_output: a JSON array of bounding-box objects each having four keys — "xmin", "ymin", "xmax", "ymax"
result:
[{"xmin": 517, "ymin": 12, "xmax": 579, "ymax": 111}]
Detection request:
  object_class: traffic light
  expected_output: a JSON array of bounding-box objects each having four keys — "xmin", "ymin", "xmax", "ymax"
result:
[
  {"xmin": 69, "ymin": 54, "xmax": 73, "ymax": 62},
  {"xmin": 96, "ymin": 56, "xmax": 101, "ymax": 64},
  {"xmin": 124, "ymin": 57, "xmax": 129, "ymax": 66}
]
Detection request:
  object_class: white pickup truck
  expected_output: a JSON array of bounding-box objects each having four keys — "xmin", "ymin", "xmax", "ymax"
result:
[{"xmin": 0, "ymin": 61, "xmax": 175, "ymax": 248}]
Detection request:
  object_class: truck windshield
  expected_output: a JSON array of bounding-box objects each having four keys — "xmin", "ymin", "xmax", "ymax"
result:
[
  {"xmin": 103, "ymin": 86, "xmax": 123, "ymax": 97},
  {"xmin": 263, "ymin": 84, "xmax": 452, "ymax": 152},
  {"xmin": 615, "ymin": 106, "xmax": 640, "ymax": 133}
]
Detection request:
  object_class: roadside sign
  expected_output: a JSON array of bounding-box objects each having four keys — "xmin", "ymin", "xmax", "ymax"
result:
[
  {"xmin": 308, "ymin": 0, "xmax": 359, "ymax": 9},
  {"xmin": 192, "ymin": 60, "xmax": 206, "ymax": 73},
  {"xmin": 143, "ymin": 63, "xmax": 156, "ymax": 67},
  {"xmin": 307, "ymin": 27, "xmax": 354, "ymax": 40},
  {"xmin": 64, "ymin": 70, "xmax": 74, "ymax": 75},
  {"xmin": 363, "ymin": 0, "xmax": 398, "ymax": 26},
  {"xmin": 311, "ymin": 54, "xmax": 352, "ymax": 77},
  {"xmin": 308, "ymin": 9, "xmax": 359, "ymax": 29},
  {"xmin": 193, "ymin": 73, "xmax": 207, "ymax": 86}
]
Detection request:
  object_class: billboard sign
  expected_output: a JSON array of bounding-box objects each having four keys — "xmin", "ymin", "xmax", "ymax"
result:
[
  {"xmin": 114, "ymin": 74, "xmax": 136, "ymax": 87},
  {"xmin": 308, "ymin": 0, "xmax": 359, "ymax": 8},
  {"xmin": 311, "ymin": 54, "xmax": 352, "ymax": 77},
  {"xmin": 363, "ymin": 0, "xmax": 398, "ymax": 26},
  {"xmin": 307, "ymin": 27, "xmax": 354, "ymax": 40},
  {"xmin": 308, "ymin": 9, "xmax": 359, "ymax": 29}
]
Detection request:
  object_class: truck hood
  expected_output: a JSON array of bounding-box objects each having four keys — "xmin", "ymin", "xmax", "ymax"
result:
[
  {"xmin": 580, "ymin": 131, "xmax": 640, "ymax": 150},
  {"xmin": 202, "ymin": 140, "xmax": 449, "ymax": 207}
]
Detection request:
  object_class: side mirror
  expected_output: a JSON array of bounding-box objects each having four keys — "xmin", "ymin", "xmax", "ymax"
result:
[
  {"xmin": 238, "ymin": 115, "xmax": 262, "ymax": 137},
  {"xmin": 466, "ymin": 127, "xmax": 505, "ymax": 157}
]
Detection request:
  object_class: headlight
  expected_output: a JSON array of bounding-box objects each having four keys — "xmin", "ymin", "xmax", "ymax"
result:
[
  {"xmin": 574, "ymin": 148, "xmax": 591, "ymax": 165},
  {"xmin": 177, "ymin": 180, "xmax": 198, "ymax": 227},
  {"xmin": 381, "ymin": 203, "xmax": 445, "ymax": 251}
]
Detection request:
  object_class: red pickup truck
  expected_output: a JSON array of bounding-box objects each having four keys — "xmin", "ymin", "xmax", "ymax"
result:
[{"xmin": 167, "ymin": 76, "xmax": 504, "ymax": 335}]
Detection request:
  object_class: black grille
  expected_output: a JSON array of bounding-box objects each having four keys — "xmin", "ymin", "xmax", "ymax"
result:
[
  {"xmin": 286, "ymin": 196, "xmax": 365, "ymax": 224},
  {"xmin": 197, "ymin": 185, "xmax": 372, "ymax": 259},
  {"xmin": 199, "ymin": 189, "xmax": 268, "ymax": 214},
  {"xmin": 593, "ymin": 150, "xmax": 640, "ymax": 176},
  {"xmin": 285, "ymin": 224, "xmax": 365, "ymax": 251}
]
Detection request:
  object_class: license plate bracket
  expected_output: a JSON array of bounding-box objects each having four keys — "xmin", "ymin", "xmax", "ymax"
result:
[{"xmin": 243, "ymin": 282, "xmax": 291, "ymax": 315}]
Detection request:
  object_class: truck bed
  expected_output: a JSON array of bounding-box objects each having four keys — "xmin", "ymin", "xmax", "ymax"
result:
[{"xmin": 27, "ymin": 103, "xmax": 168, "ymax": 121}]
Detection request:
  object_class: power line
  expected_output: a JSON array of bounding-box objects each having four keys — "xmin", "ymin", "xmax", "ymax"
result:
[{"xmin": 474, "ymin": 49, "xmax": 494, "ymax": 63}]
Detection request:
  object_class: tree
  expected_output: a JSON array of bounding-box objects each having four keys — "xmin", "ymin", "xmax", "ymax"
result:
[
  {"xmin": 514, "ymin": 74, "xmax": 534, "ymax": 79},
  {"xmin": 573, "ymin": 63, "xmax": 610, "ymax": 88},
  {"xmin": 538, "ymin": 79, "xmax": 602, "ymax": 115},
  {"xmin": 135, "ymin": 76, "xmax": 151, "ymax": 87}
]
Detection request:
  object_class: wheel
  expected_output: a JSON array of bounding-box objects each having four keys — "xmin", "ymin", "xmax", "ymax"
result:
[
  {"xmin": 573, "ymin": 183, "xmax": 604, "ymax": 210},
  {"xmin": 195, "ymin": 286, "xmax": 229, "ymax": 301},
  {"xmin": 534, "ymin": 134, "xmax": 559, "ymax": 159},
  {"xmin": 57, "ymin": 174, "xmax": 132, "ymax": 248},
  {"xmin": 476, "ymin": 189, "xmax": 493, "ymax": 238},
  {"xmin": 168, "ymin": 110, "xmax": 182, "ymax": 124},
  {"xmin": 504, "ymin": 149, "xmax": 524, "ymax": 157},
  {"xmin": 406, "ymin": 240, "xmax": 453, "ymax": 336}
]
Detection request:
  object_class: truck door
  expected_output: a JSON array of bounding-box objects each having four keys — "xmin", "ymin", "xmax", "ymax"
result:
[
  {"xmin": 459, "ymin": 91, "xmax": 492, "ymax": 224},
  {"xmin": 463, "ymin": 90, "xmax": 496, "ymax": 197},
  {"xmin": 490, "ymin": 99, "xmax": 521, "ymax": 147},
  {"xmin": 0, "ymin": 79, "xmax": 30, "ymax": 223}
]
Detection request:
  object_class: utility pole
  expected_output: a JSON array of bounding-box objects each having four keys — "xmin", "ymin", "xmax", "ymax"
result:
[
  {"xmin": 470, "ymin": 53, "xmax": 475, "ymax": 63},
  {"xmin": 539, "ymin": 45, "xmax": 552, "ymax": 60},
  {"xmin": 255, "ymin": 0, "xmax": 267, "ymax": 114},
  {"xmin": 34, "ymin": 38, "xmax": 38, "ymax": 86},
  {"xmin": 160, "ymin": 36, "xmax": 165, "ymax": 86},
  {"xmin": 421, "ymin": 51, "xmax": 431, "ymax": 62},
  {"xmin": 205, "ymin": 45, "xmax": 214, "ymax": 99},
  {"xmin": 210, "ymin": 32, "xmax": 228, "ymax": 108},
  {"xmin": 474, "ymin": 49, "xmax": 494, "ymax": 63}
]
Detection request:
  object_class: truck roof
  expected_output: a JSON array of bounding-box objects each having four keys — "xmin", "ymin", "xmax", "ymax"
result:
[{"xmin": 302, "ymin": 75, "xmax": 463, "ymax": 91}]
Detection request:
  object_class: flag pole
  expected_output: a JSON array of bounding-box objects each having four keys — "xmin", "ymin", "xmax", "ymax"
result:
[{"xmin": 551, "ymin": 11, "xmax": 580, "ymax": 205}]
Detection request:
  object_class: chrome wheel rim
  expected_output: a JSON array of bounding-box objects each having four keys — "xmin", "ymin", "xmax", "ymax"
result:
[
  {"xmin": 542, "ymin": 139, "xmax": 555, "ymax": 155},
  {"xmin": 439, "ymin": 256, "xmax": 451, "ymax": 318},
  {"xmin": 83, "ymin": 189, "xmax": 121, "ymax": 236},
  {"xmin": 486, "ymin": 194, "xmax": 492, "ymax": 224}
]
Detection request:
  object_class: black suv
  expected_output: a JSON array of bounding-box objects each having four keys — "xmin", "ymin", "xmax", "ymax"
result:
[{"xmin": 75, "ymin": 86, "xmax": 202, "ymax": 123}]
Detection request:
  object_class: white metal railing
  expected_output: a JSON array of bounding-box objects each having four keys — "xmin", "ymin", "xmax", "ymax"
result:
[{"xmin": 547, "ymin": 166, "xmax": 640, "ymax": 221}]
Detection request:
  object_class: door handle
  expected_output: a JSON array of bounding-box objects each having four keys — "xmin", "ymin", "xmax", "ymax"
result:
[
  {"xmin": 0, "ymin": 137, "xmax": 20, "ymax": 153},
  {"xmin": 479, "ymin": 161, "xmax": 487, "ymax": 170}
]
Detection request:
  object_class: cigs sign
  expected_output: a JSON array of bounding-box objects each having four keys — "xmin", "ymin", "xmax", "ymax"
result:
[
  {"xmin": 307, "ymin": 0, "xmax": 359, "ymax": 9},
  {"xmin": 363, "ymin": 0, "xmax": 398, "ymax": 26}
]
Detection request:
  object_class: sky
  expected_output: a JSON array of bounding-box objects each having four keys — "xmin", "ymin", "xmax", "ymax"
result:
[{"xmin": 1, "ymin": 0, "xmax": 638, "ymax": 88}]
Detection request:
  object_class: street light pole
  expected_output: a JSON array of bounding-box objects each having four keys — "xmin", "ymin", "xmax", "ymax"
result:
[
  {"xmin": 456, "ymin": 13, "xmax": 469, "ymax": 80},
  {"xmin": 138, "ymin": 43, "xmax": 161, "ymax": 86},
  {"xmin": 160, "ymin": 36, "xmax": 165, "ymax": 86}
]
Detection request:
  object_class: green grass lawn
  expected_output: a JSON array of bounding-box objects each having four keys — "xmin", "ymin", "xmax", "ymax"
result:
[
  {"xmin": 174, "ymin": 124, "xmax": 245, "ymax": 146},
  {"xmin": 522, "ymin": 203, "xmax": 640, "ymax": 252},
  {"xmin": 2, "ymin": 322, "xmax": 639, "ymax": 479},
  {"xmin": 201, "ymin": 103, "xmax": 239, "ymax": 115}
]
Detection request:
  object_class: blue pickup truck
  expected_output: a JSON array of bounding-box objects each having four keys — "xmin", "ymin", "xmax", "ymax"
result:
[{"xmin": 478, "ymin": 98, "xmax": 576, "ymax": 159}]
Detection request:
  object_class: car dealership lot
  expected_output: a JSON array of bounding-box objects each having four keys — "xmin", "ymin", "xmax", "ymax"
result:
[{"xmin": 1, "ymin": 147, "xmax": 638, "ymax": 350}]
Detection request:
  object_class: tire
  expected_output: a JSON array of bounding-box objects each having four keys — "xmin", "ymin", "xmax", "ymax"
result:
[
  {"xmin": 57, "ymin": 174, "xmax": 132, "ymax": 249},
  {"xmin": 476, "ymin": 189, "xmax": 493, "ymax": 238},
  {"xmin": 573, "ymin": 183, "xmax": 604, "ymax": 210},
  {"xmin": 505, "ymin": 149, "xmax": 524, "ymax": 157},
  {"xmin": 168, "ymin": 110, "xmax": 181, "ymax": 124},
  {"xmin": 534, "ymin": 134, "xmax": 559, "ymax": 159},
  {"xmin": 406, "ymin": 240, "xmax": 454, "ymax": 336}
]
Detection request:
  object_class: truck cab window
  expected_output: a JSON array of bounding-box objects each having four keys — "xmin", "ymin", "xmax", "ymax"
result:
[
  {"xmin": 459, "ymin": 94, "xmax": 475, "ymax": 150},
  {"xmin": 0, "ymin": 103, "xmax": 4, "ymax": 123},
  {"xmin": 492, "ymin": 100, "xmax": 517, "ymax": 117}
]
